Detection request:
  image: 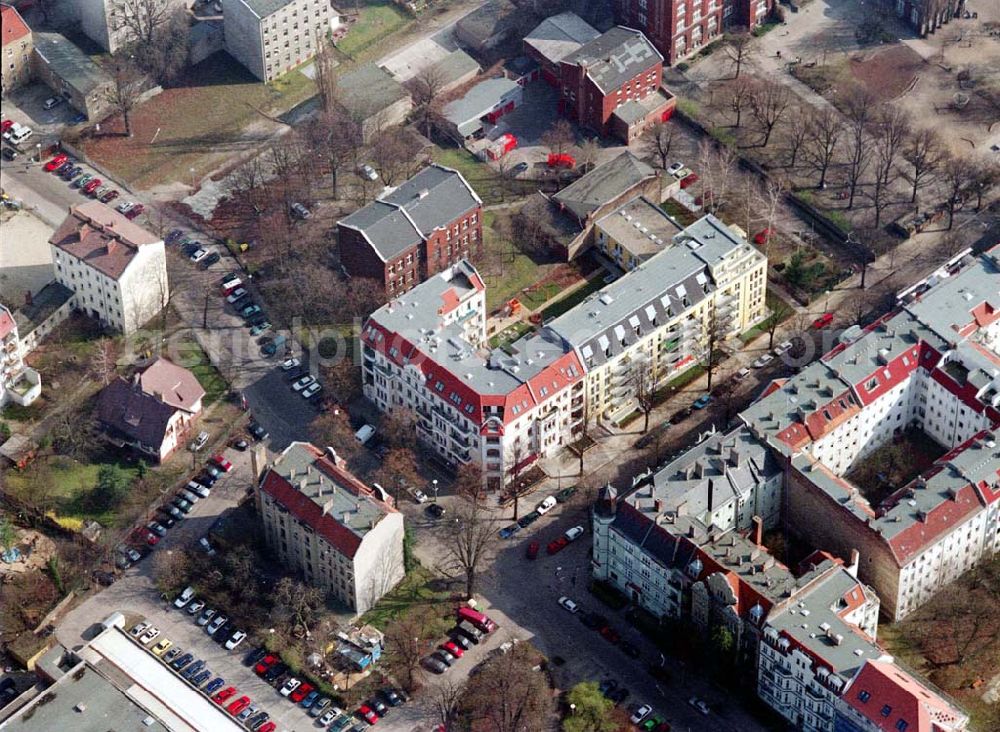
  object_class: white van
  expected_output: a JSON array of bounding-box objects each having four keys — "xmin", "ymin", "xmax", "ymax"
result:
[
  {"xmin": 536, "ymin": 496, "xmax": 557, "ymax": 515},
  {"xmin": 355, "ymin": 424, "xmax": 376, "ymax": 445},
  {"xmin": 190, "ymin": 431, "xmax": 209, "ymax": 451},
  {"xmin": 9, "ymin": 123, "xmax": 32, "ymax": 144}
]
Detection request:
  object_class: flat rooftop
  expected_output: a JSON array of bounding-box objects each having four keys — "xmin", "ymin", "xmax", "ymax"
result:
[{"xmin": 595, "ymin": 195, "xmax": 680, "ymax": 262}]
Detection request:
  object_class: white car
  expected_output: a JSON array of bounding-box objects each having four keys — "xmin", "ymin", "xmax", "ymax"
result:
[
  {"xmin": 281, "ymin": 358, "xmax": 300, "ymax": 371},
  {"xmin": 187, "ymin": 481, "xmax": 210, "ymax": 498},
  {"xmin": 199, "ymin": 537, "xmax": 216, "ymax": 556},
  {"xmin": 190, "ymin": 431, "xmax": 209, "ymax": 451},
  {"xmin": 187, "ymin": 599, "xmax": 205, "ymax": 615},
  {"xmin": 557, "ymin": 596, "xmax": 579, "ymax": 614},
  {"xmin": 280, "ymin": 678, "xmax": 301, "ymax": 697},
  {"xmin": 688, "ymin": 697, "xmax": 710, "ymax": 715},
  {"xmin": 319, "ymin": 708, "xmax": 344, "ymax": 726},
  {"xmin": 225, "ymin": 630, "xmax": 247, "ymax": 650},
  {"xmin": 565, "ymin": 526, "xmax": 584, "ymax": 542},
  {"xmin": 116, "ymin": 201, "xmax": 136, "ymax": 214},
  {"xmin": 413, "ymin": 489, "xmax": 428, "ymax": 504},
  {"xmin": 359, "ymin": 164, "xmax": 378, "ymax": 181},
  {"xmin": 196, "ymin": 608, "xmax": 216, "ymax": 626},
  {"xmin": 226, "ymin": 288, "xmax": 247, "ymax": 303},
  {"xmin": 667, "ymin": 162, "xmax": 684, "ymax": 175},
  {"xmin": 301, "ymin": 382, "xmax": 322, "ymax": 399},
  {"xmin": 43, "ymin": 96, "xmax": 63, "ymax": 110},
  {"xmin": 536, "ymin": 496, "xmax": 556, "ymax": 515},
  {"xmin": 206, "ymin": 614, "xmax": 228, "ymax": 635},
  {"xmin": 292, "ymin": 375, "xmax": 315, "ymax": 392},
  {"xmin": 735, "ymin": 366, "xmax": 751, "ymax": 380},
  {"xmin": 630, "ymin": 704, "xmax": 652, "ymax": 724},
  {"xmin": 190, "ymin": 247, "xmax": 209, "ymax": 263},
  {"xmin": 752, "ymin": 353, "xmax": 775, "ymax": 368},
  {"xmin": 174, "ymin": 586, "xmax": 194, "ymax": 608},
  {"xmin": 773, "ymin": 340, "xmax": 793, "ymax": 356},
  {"xmin": 139, "ymin": 626, "xmax": 160, "ymax": 644},
  {"xmin": 130, "ymin": 621, "xmax": 149, "ymax": 637}
]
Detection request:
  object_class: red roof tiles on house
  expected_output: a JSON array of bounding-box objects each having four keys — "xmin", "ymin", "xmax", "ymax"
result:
[
  {"xmin": 886, "ymin": 483, "xmax": 981, "ymax": 564},
  {"xmin": 843, "ymin": 659, "xmax": 967, "ymax": 731},
  {"xmin": 0, "ymin": 306, "xmax": 16, "ymax": 340},
  {"xmin": 1, "ymin": 5, "xmax": 30, "ymax": 47},
  {"xmin": 49, "ymin": 201, "xmax": 159, "ymax": 281}
]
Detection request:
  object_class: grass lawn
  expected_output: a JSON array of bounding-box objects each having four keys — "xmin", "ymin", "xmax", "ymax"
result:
[
  {"xmin": 661, "ymin": 198, "xmax": 699, "ymax": 227},
  {"xmin": 432, "ymin": 147, "xmax": 536, "ymax": 206},
  {"xmin": 488, "ymin": 320, "xmax": 535, "ymax": 351},
  {"xmin": 337, "ymin": 2, "xmax": 411, "ymax": 58},
  {"xmin": 480, "ymin": 210, "xmax": 548, "ymax": 312},
  {"xmin": 540, "ymin": 274, "xmax": 605, "ymax": 321},
  {"xmin": 83, "ymin": 53, "xmax": 316, "ymax": 188},
  {"xmin": 173, "ymin": 338, "xmax": 228, "ymax": 406},
  {"xmin": 5, "ymin": 454, "xmax": 140, "ymax": 527},
  {"xmin": 359, "ymin": 565, "xmax": 452, "ymax": 630}
]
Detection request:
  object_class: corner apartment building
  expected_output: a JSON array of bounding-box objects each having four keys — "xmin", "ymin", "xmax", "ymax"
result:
[
  {"xmin": 257, "ymin": 441, "xmax": 405, "ymax": 614},
  {"xmin": 546, "ymin": 214, "xmax": 767, "ymax": 424},
  {"xmin": 557, "ymin": 25, "xmax": 674, "ymax": 142},
  {"xmin": 361, "ymin": 260, "xmax": 586, "ymax": 488},
  {"xmin": 222, "ymin": 0, "xmax": 336, "ymax": 82},
  {"xmin": 1, "ymin": 3, "xmax": 32, "ymax": 96},
  {"xmin": 616, "ymin": 0, "xmax": 773, "ymax": 65},
  {"xmin": 49, "ymin": 201, "xmax": 168, "ymax": 335},
  {"xmin": 741, "ymin": 245, "xmax": 1000, "ymax": 621},
  {"xmin": 0, "ymin": 305, "xmax": 42, "ymax": 407},
  {"xmin": 338, "ymin": 164, "xmax": 483, "ymax": 295}
]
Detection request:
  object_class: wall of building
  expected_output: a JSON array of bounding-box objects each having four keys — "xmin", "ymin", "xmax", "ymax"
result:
[
  {"xmin": 616, "ymin": 0, "xmax": 724, "ymax": 65},
  {"xmin": 351, "ymin": 512, "xmax": 405, "ymax": 614},
  {"xmin": 422, "ymin": 209, "xmax": 482, "ymax": 280},
  {"xmin": 1, "ymin": 27, "xmax": 33, "ymax": 95},
  {"xmin": 358, "ymin": 96, "xmax": 412, "ymax": 144},
  {"xmin": 30, "ymin": 51, "xmax": 111, "ymax": 121},
  {"xmin": 221, "ymin": 0, "xmax": 266, "ymax": 80},
  {"xmin": 119, "ymin": 241, "xmax": 168, "ymax": 335}
]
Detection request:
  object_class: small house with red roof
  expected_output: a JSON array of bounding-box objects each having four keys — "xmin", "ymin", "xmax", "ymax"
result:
[
  {"xmin": 257, "ymin": 441, "xmax": 405, "ymax": 614},
  {"xmin": 1, "ymin": 3, "xmax": 32, "ymax": 95}
]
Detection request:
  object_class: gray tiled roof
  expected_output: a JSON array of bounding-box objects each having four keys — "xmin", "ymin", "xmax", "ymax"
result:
[
  {"xmin": 339, "ymin": 165, "xmax": 481, "ymax": 261},
  {"xmin": 443, "ymin": 77, "xmax": 521, "ymax": 137},
  {"xmin": 552, "ymin": 151, "xmax": 654, "ymax": 222},
  {"xmin": 235, "ymin": 0, "xmax": 296, "ymax": 19},
  {"xmin": 32, "ymin": 32, "xmax": 111, "ymax": 96},
  {"xmin": 524, "ymin": 11, "xmax": 600, "ymax": 64},
  {"xmin": 564, "ymin": 26, "xmax": 662, "ymax": 95},
  {"xmin": 336, "ymin": 63, "xmax": 409, "ymax": 122}
]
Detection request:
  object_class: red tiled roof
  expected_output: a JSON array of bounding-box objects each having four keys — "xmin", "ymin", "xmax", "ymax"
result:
[
  {"xmin": 49, "ymin": 201, "xmax": 159, "ymax": 280},
  {"xmin": 1, "ymin": 5, "xmax": 30, "ymax": 47},
  {"xmin": 970, "ymin": 301, "xmax": 999, "ymax": 329},
  {"xmin": 138, "ymin": 357, "xmax": 204, "ymax": 414},
  {"xmin": 851, "ymin": 345, "xmax": 922, "ymax": 407},
  {"xmin": 886, "ymin": 483, "xmax": 981, "ymax": 564},
  {"xmin": 843, "ymin": 659, "xmax": 967, "ymax": 731},
  {"xmin": 0, "ymin": 306, "xmax": 15, "ymax": 340}
]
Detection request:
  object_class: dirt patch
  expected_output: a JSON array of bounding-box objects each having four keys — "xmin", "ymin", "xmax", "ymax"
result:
[{"xmin": 847, "ymin": 45, "xmax": 923, "ymax": 100}]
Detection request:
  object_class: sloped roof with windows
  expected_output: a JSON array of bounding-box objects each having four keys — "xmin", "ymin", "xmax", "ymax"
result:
[{"xmin": 563, "ymin": 26, "xmax": 662, "ymax": 94}]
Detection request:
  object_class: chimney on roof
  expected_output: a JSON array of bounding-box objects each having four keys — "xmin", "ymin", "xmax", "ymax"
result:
[
  {"xmin": 688, "ymin": 524, "xmax": 696, "ymax": 539},
  {"xmin": 729, "ymin": 446, "xmax": 741, "ymax": 467},
  {"xmin": 78, "ymin": 223, "xmax": 92, "ymax": 240},
  {"xmin": 752, "ymin": 515, "xmax": 763, "ymax": 548},
  {"xmin": 322, "ymin": 498, "xmax": 334, "ymax": 516},
  {"xmin": 848, "ymin": 549, "xmax": 860, "ymax": 578},
  {"xmin": 307, "ymin": 464, "xmax": 313, "ymax": 475},
  {"xmin": 343, "ymin": 512, "xmax": 350, "ymax": 524},
  {"xmin": 24, "ymin": 290, "xmax": 32, "ymax": 306},
  {"xmin": 105, "ymin": 238, "xmax": 117, "ymax": 255},
  {"xmin": 317, "ymin": 476, "xmax": 324, "ymax": 496},
  {"xmin": 654, "ymin": 498, "xmax": 663, "ymax": 513},
  {"xmin": 299, "ymin": 478, "xmax": 308, "ymax": 492},
  {"xmin": 290, "ymin": 467, "xmax": 296, "ymax": 480},
  {"xmin": 707, "ymin": 478, "xmax": 714, "ymax": 511}
]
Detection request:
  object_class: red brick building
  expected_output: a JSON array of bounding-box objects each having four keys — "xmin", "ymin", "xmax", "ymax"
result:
[
  {"xmin": 337, "ymin": 165, "xmax": 483, "ymax": 296},
  {"xmin": 558, "ymin": 26, "xmax": 675, "ymax": 142},
  {"xmin": 616, "ymin": 0, "xmax": 774, "ymax": 65}
]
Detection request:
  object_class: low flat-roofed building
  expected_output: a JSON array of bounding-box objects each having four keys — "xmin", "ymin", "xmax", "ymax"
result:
[
  {"xmin": 1, "ymin": 626, "xmax": 243, "ymax": 732},
  {"xmin": 12, "ymin": 281, "xmax": 74, "ymax": 357},
  {"xmin": 441, "ymin": 76, "xmax": 522, "ymax": 141},
  {"xmin": 425, "ymin": 49, "xmax": 481, "ymax": 93},
  {"xmin": 335, "ymin": 63, "xmax": 412, "ymax": 143},
  {"xmin": 595, "ymin": 195, "xmax": 682, "ymax": 270},
  {"xmin": 30, "ymin": 32, "xmax": 112, "ymax": 121}
]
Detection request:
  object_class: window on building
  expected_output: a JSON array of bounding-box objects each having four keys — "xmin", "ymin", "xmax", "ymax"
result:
[
  {"xmin": 858, "ymin": 690, "xmax": 871, "ymax": 703},
  {"xmin": 881, "ymin": 705, "xmax": 892, "ymax": 717}
]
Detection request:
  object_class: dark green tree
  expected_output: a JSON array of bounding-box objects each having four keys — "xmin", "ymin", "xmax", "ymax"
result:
[
  {"xmin": 563, "ymin": 681, "xmax": 617, "ymax": 732},
  {"xmin": 89, "ymin": 464, "xmax": 131, "ymax": 511}
]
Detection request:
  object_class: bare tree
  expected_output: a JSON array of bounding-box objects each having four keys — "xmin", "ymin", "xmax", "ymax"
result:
[
  {"xmin": 724, "ymin": 32, "xmax": 755, "ymax": 79},
  {"xmin": 313, "ymin": 36, "xmax": 340, "ymax": 115},
  {"xmin": 104, "ymin": 59, "xmax": 145, "ymax": 137},
  {"xmin": 464, "ymin": 643, "xmax": 553, "ymax": 732},
  {"xmin": 305, "ymin": 108, "xmax": 359, "ymax": 201},
  {"xmin": 644, "ymin": 120, "xmax": 677, "ymax": 170},
  {"xmin": 384, "ymin": 606, "xmax": 447, "ymax": 691},
  {"xmin": 843, "ymin": 87, "xmax": 878, "ymax": 209},
  {"xmin": 632, "ymin": 358, "xmax": 657, "ymax": 434},
  {"xmin": 413, "ymin": 63, "xmax": 448, "ymax": 138},
  {"xmin": 696, "ymin": 139, "xmax": 737, "ymax": 215},
  {"xmin": 805, "ymin": 108, "xmax": 843, "ymax": 189},
  {"xmin": 541, "ymin": 118, "xmax": 575, "ymax": 156},
  {"xmin": 969, "ymin": 158, "xmax": 998, "ymax": 211},
  {"xmin": 761, "ymin": 176, "xmax": 786, "ymax": 259},
  {"xmin": 91, "ymin": 338, "xmax": 119, "ymax": 386},
  {"xmin": 901, "ymin": 128, "xmax": 945, "ymax": 205},
  {"xmin": 749, "ymin": 79, "xmax": 791, "ymax": 147},
  {"xmin": 725, "ymin": 76, "xmax": 754, "ymax": 129},
  {"xmin": 272, "ymin": 577, "xmax": 324, "ymax": 635},
  {"xmin": 765, "ymin": 297, "xmax": 793, "ymax": 348},
  {"xmin": 698, "ymin": 308, "xmax": 728, "ymax": 392},
  {"xmin": 941, "ymin": 156, "xmax": 971, "ymax": 230},
  {"xmin": 431, "ymin": 679, "xmax": 466, "ymax": 731},
  {"xmin": 231, "ymin": 156, "xmax": 267, "ymax": 214},
  {"xmin": 576, "ymin": 138, "xmax": 601, "ymax": 173},
  {"xmin": 371, "ymin": 128, "xmax": 413, "ymax": 187},
  {"xmin": 785, "ymin": 106, "xmax": 810, "ymax": 167},
  {"xmin": 869, "ymin": 106, "xmax": 910, "ymax": 227},
  {"xmin": 115, "ymin": 0, "xmax": 173, "ymax": 46},
  {"xmin": 441, "ymin": 496, "xmax": 498, "ymax": 599}
]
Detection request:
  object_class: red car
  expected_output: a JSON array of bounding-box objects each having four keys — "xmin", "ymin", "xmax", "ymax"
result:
[
  {"xmin": 546, "ymin": 536, "xmax": 569, "ymax": 555},
  {"xmin": 210, "ymin": 454, "xmax": 233, "ymax": 472},
  {"xmin": 753, "ymin": 228, "xmax": 772, "ymax": 246},
  {"xmin": 254, "ymin": 654, "xmax": 277, "ymax": 675},
  {"xmin": 212, "ymin": 686, "xmax": 237, "ymax": 704},
  {"xmin": 525, "ymin": 541, "xmax": 539, "ymax": 560},
  {"xmin": 44, "ymin": 153, "xmax": 68, "ymax": 172},
  {"xmin": 138, "ymin": 528, "xmax": 159, "ymax": 546},
  {"xmin": 290, "ymin": 682, "xmax": 313, "ymax": 703},
  {"xmin": 1, "ymin": 120, "xmax": 13, "ymax": 134},
  {"xmin": 812, "ymin": 312, "xmax": 834, "ymax": 329},
  {"xmin": 258, "ymin": 724, "xmax": 276, "ymax": 732},
  {"xmin": 358, "ymin": 705, "xmax": 379, "ymax": 725},
  {"xmin": 440, "ymin": 641, "xmax": 464, "ymax": 658},
  {"xmin": 100, "ymin": 189, "xmax": 119, "ymax": 203},
  {"xmin": 679, "ymin": 172, "xmax": 699, "ymax": 189},
  {"xmin": 124, "ymin": 203, "xmax": 144, "ymax": 219},
  {"xmin": 599, "ymin": 625, "xmax": 620, "ymax": 644},
  {"xmin": 83, "ymin": 178, "xmax": 102, "ymax": 194},
  {"xmin": 226, "ymin": 695, "xmax": 251, "ymax": 716}
]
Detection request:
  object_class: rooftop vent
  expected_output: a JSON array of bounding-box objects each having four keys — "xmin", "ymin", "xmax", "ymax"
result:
[
  {"xmin": 599, "ymin": 294, "xmax": 614, "ymax": 306},
  {"xmin": 75, "ymin": 704, "xmax": 87, "ymax": 713}
]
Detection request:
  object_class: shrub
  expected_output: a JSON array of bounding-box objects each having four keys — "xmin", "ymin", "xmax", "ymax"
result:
[{"xmin": 676, "ymin": 62, "xmax": 690, "ymax": 72}]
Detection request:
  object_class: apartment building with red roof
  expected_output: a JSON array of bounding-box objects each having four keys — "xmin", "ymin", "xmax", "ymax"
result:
[
  {"xmin": 49, "ymin": 201, "xmax": 168, "ymax": 335},
  {"xmin": 1, "ymin": 3, "xmax": 32, "ymax": 95},
  {"xmin": 257, "ymin": 442, "xmax": 404, "ymax": 613}
]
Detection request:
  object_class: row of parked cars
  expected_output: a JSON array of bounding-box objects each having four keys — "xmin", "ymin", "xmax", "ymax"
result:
[
  {"xmin": 423, "ymin": 606, "xmax": 498, "ymax": 675},
  {"xmin": 281, "ymin": 357, "xmax": 323, "ymax": 400}
]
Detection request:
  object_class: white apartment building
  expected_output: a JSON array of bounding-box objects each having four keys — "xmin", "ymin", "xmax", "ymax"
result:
[
  {"xmin": 49, "ymin": 201, "xmax": 168, "ymax": 336},
  {"xmin": 222, "ymin": 0, "xmax": 339, "ymax": 82},
  {"xmin": 546, "ymin": 214, "xmax": 767, "ymax": 424},
  {"xmin": 257, "ymin": 442, "xmax": 405, "ymax": 614},
  {"xmin": 0, "ymin": 305, "xmax": 41, "ymax": 407},
  {"xmin": 362, "ymin": 260, "xmax": 586, "ymax": 488}
]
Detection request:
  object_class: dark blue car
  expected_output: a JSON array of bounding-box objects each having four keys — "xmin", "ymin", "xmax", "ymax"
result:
[
  {"xmin": 191, "ymin": 669, "xmax": 212, "ymax": 687},
  {"xmin": 171, "ymin": 652, "xmax": 194, "ymax": 670},
  {"xmin": 204, "ymin": 677, "xmax": 225, "ymax": 695},
  {"xmin": 181, "ymin": 660, "xmax": 204, "ymax": 679}
]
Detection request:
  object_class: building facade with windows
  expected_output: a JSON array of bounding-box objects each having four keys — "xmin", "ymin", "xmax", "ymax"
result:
[
  {"xmin": 49, "ymin": 201, "xmax": 168, "ymax": 335},
  {"xmin": 338, "ymin": 164, "xmax": 483, "ymax": 295},
  {"xmin": 615, "ymin": 0, "xmax": 774, "ymax": 65},
  {"xmin": 547, "ymin": 214, "xmax": 767, "ymax": 424},
  {"xmin": 0, "ymin": 305, "xmax": 41, "ymax": 407},
  {"xmin": 1, "ymin": 3, "xmax": 32, "ymax": 96},
  {"xmin": 557, "ymin": 25, "xmax": 674, "ymax": 141},
  {"xmin": 222, "ymin": 0, "xmax": 338, "ymax": 82},
  {"xmin": 257, "ymin": 441, "xmax": 405, "ymax": 613}
]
